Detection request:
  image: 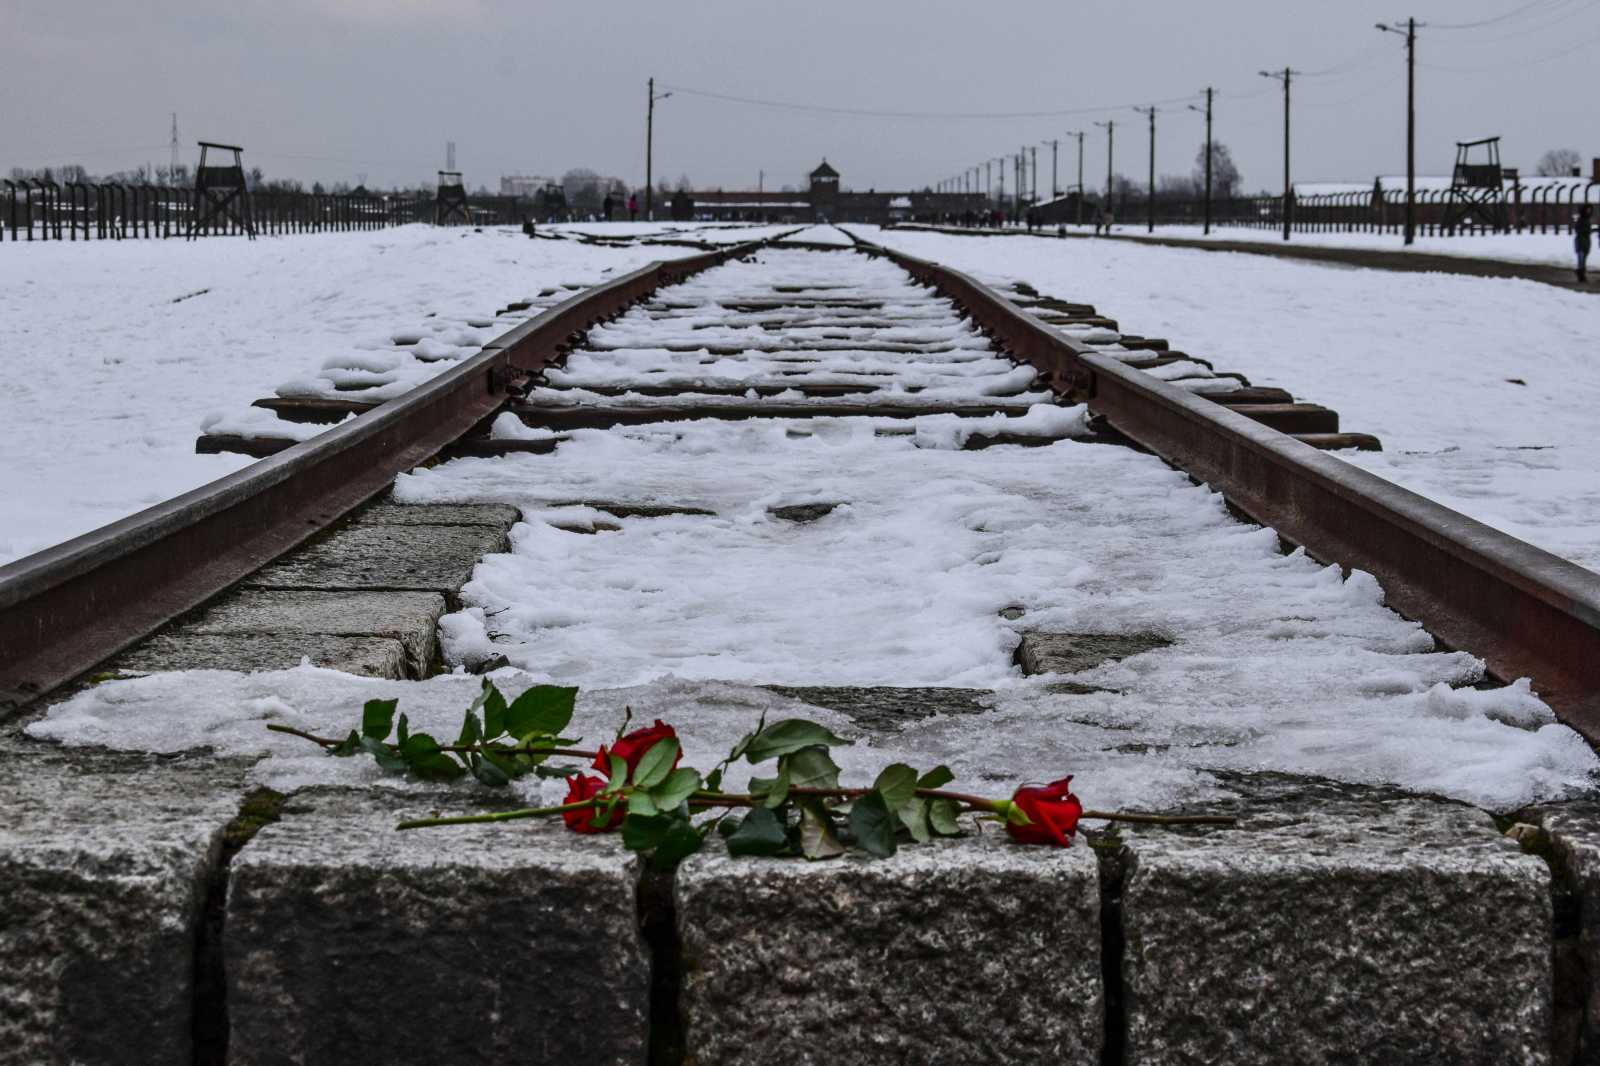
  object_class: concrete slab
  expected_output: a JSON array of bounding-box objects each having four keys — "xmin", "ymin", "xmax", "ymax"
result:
[
  {"xmin": 1014, "ymin": 631, "xmax": 1173, "ymax": 676},
  {"xmin": 178, "ymin": 589, "xmax": 447, "ymax": 677},
  {"xmin": 244, "ymin": 522, "xmax": 510, "ymax": 596},
  {"xmin": 0, "ymin": 747, "xmax": 245, "ymax": 1066},
  {"xmin": 359, "ymin": 502, "xmax": 522, "ymax": 527},
  {"xmin": 226, "ymin": 788, "xmax": 649, "ymax": 1066},
  {"xmin": 1120, "ymin": 774, "xmax": 1551, "ymax": 1065},
  {"xmin": 762, "ymin": 684, "xmax": 993, "ymax": 731},
  {"xmin": 1532, "ymin": 801, "xmax": 1600, "ymax": 1065},
  {"xmin": 115, "ymin": 631, "xmax": 414, "ymax": 678},
  {"xmin": 676, "ymin": 833, "xmax": 1103, "ymax": 1066}
]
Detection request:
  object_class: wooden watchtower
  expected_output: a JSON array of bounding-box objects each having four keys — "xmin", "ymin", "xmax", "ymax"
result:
[
  {"xmin": 1442, "ymin": 137, "xmax": 1509, "ymax": 232},
  {"xmin": 435, "ymin": 171, "xmax": 470, "ymax": 225},
  {"xmin": 187, "ymin": 142, "xmax": 256, "ymax": 239}
]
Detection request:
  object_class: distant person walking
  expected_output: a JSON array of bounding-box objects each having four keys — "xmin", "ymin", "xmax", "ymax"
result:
[
  {"xmin": 628, "ymin": 194, "xmax": 638, "ymax": 222},
  {"xmin": 603, "ymin": 194, "xmax": 615, "ymax": 222},
  {"xmin": 1576, "ymin": 205, "xmax": 1594, "ymax": 284}
]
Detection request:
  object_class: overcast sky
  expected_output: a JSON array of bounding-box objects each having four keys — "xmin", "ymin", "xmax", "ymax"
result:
[{"xmin": 3, "ymin": 0, "xmax": 1594, "ymax": 194}]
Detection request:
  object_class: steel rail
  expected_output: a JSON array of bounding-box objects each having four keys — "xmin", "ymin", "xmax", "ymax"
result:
[
  {"xmin": 0, "ymin": 241, "xmax": 760, "ymax": 714},
  {"xmin": 851, "ymin": 232, "xmax": 1600, "ymax": 742}
]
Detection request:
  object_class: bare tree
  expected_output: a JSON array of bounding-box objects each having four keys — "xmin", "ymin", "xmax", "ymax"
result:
[
  {"xmin": 1194, "ymin": 142, "xmax": 1242, "ymax": 199},
  {"xmin": 1536, "ymin": 148, "xmax": 1583, "ymax": 177},
  {"xmin": 562, "ymin": 168, "xmax": 607, "ymax": 215}
]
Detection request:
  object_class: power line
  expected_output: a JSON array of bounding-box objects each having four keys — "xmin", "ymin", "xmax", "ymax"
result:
[
  {"xmin": 657, "ymin": 83, "xmax": 1213, "ymax": 121},
  {"xmin": 1428, "ymin": 0, "xmax": 1572, "ymax": 31}
]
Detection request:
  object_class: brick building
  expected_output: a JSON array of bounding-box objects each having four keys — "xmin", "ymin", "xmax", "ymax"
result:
[{"xmin": 676, "ymin": 160, "xmax": 984, "ymax": 224}]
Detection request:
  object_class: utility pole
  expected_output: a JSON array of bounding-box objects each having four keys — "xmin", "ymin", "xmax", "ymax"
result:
[
  {"xmin": 1378, "ymin": 19, "xmax": 1421, "ymax": 245},
  {"xmin": 985, "ymin": 159, "xmax": 992, "ymax": 202},
  {"xmin": 645, "ymin": 78, "xmax": 673, "ymax": 221},
  {"xmin": 1015, "ymin": 151, "xmax": 1023, "ymax": 219},
  {"xmin": 1095, "ymin": 120, "xmax": 1115, "ymax": 216},
  {"xmin": 1259, "ymin": 67, "xmax": 1297, "ymax": 241},
  {"xmin": 1068, "ymin": 130, "xmax": 1085, "ymax": 225},
  {"xmin": 1189, "ymin": 88, "xmax": 1215, "ymax": 235},
  {"xmin": 1029, "ymin": 146, "xmax": 1038, "ymax": 208},
  {"xmin": 1042, "ymin": 139, "xmax": 1060, "ymax": 200},
  {"xmin": 169, "ymin": 113, "xmax": 179, "ymax": 180},
  {"xmin": 1134, "ymin": 106, "xmax": 1157, "ymax": 232},
  {"xmin": 997, "ymin": 158, "xmax": 1006, "ymax": 219}
]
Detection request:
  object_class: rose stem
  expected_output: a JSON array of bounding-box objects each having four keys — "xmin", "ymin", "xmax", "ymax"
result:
[
  {"xmin": 265, "ymin": 724, "xmax": 597, "ymax": 760},
  {"xmin": 396, "ymin": 798, "xmax": 602, "ymax": 830}
]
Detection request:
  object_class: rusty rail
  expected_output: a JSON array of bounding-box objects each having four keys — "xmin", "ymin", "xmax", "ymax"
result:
[
  {"xmin": 0, "ymin": 241, "xmax": 760, "ymax": 713},
  {"xmin": 852, "ymin": 232, "xmax": 1600, "ymax": 742}
]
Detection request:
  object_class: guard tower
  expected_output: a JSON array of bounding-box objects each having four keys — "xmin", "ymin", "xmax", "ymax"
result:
[
  {"xmin": 435, "ymin": 170, "xmax": 470, "ymax": 225},
  {"xmin": 808, "ymin": 159, "xmax": 840, "ymax": 222},
  {"xmin": 1442, "ymin": 137, "xmax": 1508, "ymax": 232},
  {"xmin": 187, "ymin": 142, "xmax": 255, "ymax": 239}
]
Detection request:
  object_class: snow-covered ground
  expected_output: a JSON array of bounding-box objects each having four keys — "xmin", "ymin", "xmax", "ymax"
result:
[
  {"xmin": 0, "ymin": 225, "xmax": 706, "ymax": 565},
  {"xmin": 855, "ymin": 225, "xmax": 1600, "ymax": 573},
  {"xmin": 543, "ymin": 221, "xmax": 804, "ymax": 244},
  {"xmin": 923, "ymin": 221, "xmax": 1590, "ymax": 271},
  {"xmin": 30, "ymin": 246, "xmax": 1599, "ymax": 815},
  {"xmin": 1114, "ymin": 224, "xmax": 1590, "ymax": 271}
]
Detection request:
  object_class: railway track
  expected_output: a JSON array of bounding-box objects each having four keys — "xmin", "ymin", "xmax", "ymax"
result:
[
  {"xmin": 4, "ymin": 228, "xmax": 1599, "ymax": 735},
  {"xmin": 7, "ymin": 225, "xmax": 1600, "ymax": 1064}
]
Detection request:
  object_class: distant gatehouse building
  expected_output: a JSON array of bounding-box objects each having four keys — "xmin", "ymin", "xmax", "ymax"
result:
[{"xmin": 673, "ymin": 159, "xmax": 982, "ymax": 225}]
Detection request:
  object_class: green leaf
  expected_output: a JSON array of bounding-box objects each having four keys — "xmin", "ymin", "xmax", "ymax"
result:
[
  {"xmin": 724, "ymin": 710, "xmax": 767, "ymax": 765},
  {"xmin": 481, "ymin": 684, "xmax": 509, "ymax": 739},
  {"xmin": 799, "ymin": 802, "xmax": 846, "ymax": 860},
  {"xmin": 917, "ymin": 765, "xmax": 955, "ymax": 790},
  {"xmin": 396, "ymin": 713, "xmax": 410, "ymax": 747},
  {"xmin": 361, "ymin": 698, "xmax": 398, "ymax": 740},
  {"xmin": 873, "ymin": 763, "xmax": 918, "ymax": 812},
  {"xmin": 534, "ymin": 763, "xmax": 580, "ymax": 779},
  {"xmin": 726, "ymin": 807, "xmax": 789, "ymax": 857},
  {"xmin": 603, "ymin": 754, "xmax": 629, "ymax": 794},
  {"xmin": 649, "ymin": 768, "xmax": 702, "ymax": 812},
  {"xmin": 704, "ymin": 767, "xmax": 724, "ymax": 792},
  {"xmin": 504, "ymin": 684, "xmax": 578, "ymax": 740},
  {"xmin": 622, "ymin": 812, "xmax": 675, "ymax": 851},
  {"xmin": 899, "ymin": 798, "xmax": 931, "ymax": 844},
  {"xmin": 744, "ymin": 719, "xmax": 847, "ymax": 764},
  {"xmin": 455, "ymin": 706, "xmax": 482, "ymax": 748},
  {"xmin": 632, "ymin": 737, "xmax": 679, "ymax": 790},
  {"xmin": 399, "ymin": 732, "xmax": 465, "ymax": 782},
  {"xmin": 784, "ymin": 745, "xmax": 841, "ymax": 791},
  {"xmin": 328, "ymin": 729, "xmax": 363, "ymax": 757},
  {"xmin": 651, "ymin": 819, "xmax": 705, "ymax": 871},
  {"xmin": 717, "ymin": 814, "xmax": 741, "ymax": 838},
  {"xmin": 628, "ymin": 790, "xmax": 660, "ymax": 817},
  {"xmin": 359, "ymin": 735, "xmax": 406, "ymax": 772},
  {"xmin": 589, "ymin": 796, "xmax": 622, "ymax": 832},
  {"xmin": 929, "ymin": 798, "xmax": 962, "ymax": 836},
  {"xmin": 470, "ymin": 753, "xmax": 512, "ymax": 787},
  {"xmin": 849, "ymin": 792, "xmax": 898, "ymax": 858},
  {"xmin": 480, "ymin": 749, "xmax": 520, "ymax": 783},
  {"xmin": 763, "ymin": 762, "xmax": 791, "ymax": 809}
]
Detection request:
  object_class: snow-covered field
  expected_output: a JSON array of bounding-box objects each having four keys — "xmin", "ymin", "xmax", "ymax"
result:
[
  {"xmin": 856, "ymin": 225, "xmax": 1600, "ymax": 573},
  {"xmin": 0, "ymin": 225, "xmax": 708, "ymax": 565}
]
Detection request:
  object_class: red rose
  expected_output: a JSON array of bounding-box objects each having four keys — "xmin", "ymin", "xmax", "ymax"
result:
[
  {"xmin": 1005, "ymin": 776, "xmax": 1083, "ymax": 847},
  {"xmin": 593, "ymin": 719, "xmax": 680, "ymax": 779},
  {"xmin": 562, "ymin": 773, "xmax": 617, "ymax": 834}
]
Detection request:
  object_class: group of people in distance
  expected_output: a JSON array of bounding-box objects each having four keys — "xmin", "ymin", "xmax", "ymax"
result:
[{"xmin": 600, "ymin": 193, "xmax": 639, "ymax": 222}]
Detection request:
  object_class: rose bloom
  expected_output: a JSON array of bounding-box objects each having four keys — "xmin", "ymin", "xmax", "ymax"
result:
[
  {"xmin": 593, "ymin": 719, "xmax": 681, "ymax": 778},
  {"xmin": 1005, "ymin": 776, "xmax": 1083, "ymax": 847},
  {"xmin": 562, "ymin": 774, "xmax": 617, "ymax": 834}
]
